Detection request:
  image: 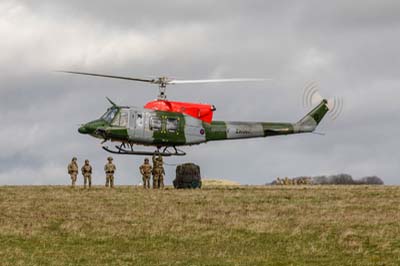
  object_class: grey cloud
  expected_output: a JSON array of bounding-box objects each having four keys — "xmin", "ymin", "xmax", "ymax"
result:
[{"xmin": 1, "ymin": 0, "xmax": 400, "ymax": 185}]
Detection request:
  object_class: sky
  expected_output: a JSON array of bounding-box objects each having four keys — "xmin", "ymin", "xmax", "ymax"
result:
[{"xmin": 1, "ymin": 0, "xmax": 399, "ymax": 185}]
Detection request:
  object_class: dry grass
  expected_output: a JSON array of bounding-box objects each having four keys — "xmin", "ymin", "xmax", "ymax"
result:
[
  {"xmin": 201, "ymin": 179, "xmax": 241, "ymax": 187},
  {"xmin": 1, "ymin": 185, "xmax": 400, "ymax": 265}
]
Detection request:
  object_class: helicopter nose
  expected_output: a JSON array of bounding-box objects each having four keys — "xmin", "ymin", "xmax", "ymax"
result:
[{"xmin": 78, "ymin": 125, "xmax": 89, "ymax": 134}]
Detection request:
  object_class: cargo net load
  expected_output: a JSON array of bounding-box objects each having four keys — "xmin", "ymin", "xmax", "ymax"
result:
[{"xmin": 173, "ymin": 163, "xmax": 202, "ymax": 189}]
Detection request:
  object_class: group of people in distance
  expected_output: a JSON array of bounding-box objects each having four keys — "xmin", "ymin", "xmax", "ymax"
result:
[{"xmin": 67, "ymin": 153, "xmax": 165, "ymax": 189}]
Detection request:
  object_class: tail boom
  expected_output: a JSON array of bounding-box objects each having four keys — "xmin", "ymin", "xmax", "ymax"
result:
[{"xmin": 202, "ymin": 100, "xmax": 329, "ymax": 142}]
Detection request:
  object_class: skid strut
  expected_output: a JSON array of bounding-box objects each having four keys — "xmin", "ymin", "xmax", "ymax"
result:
[{"xmin": 102, "ymin": 143, "xmax": 186, "ymax": 156}]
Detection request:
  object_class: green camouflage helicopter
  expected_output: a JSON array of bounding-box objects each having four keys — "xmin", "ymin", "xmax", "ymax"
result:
[{"xmin": 61, "ymin": 71, "xmax": 330, "ymax": 156}]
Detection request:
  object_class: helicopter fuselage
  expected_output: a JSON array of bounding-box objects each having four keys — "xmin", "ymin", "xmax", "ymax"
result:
[
  {"xmin": 78, "ymin": 100, "xmax": 329, "ymax": 153},
  {"xmin": 61, "ymin": 70, "xmax": 330, "ymax": 156}
]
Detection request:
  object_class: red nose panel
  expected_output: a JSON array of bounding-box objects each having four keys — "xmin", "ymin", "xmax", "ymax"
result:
[{"xmin": 144, "ymin": 100, "xmax": 215, "ymax": 123}]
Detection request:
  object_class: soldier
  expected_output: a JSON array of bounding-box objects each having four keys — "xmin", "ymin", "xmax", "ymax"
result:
[
  {"xmin": 104, "ymin": 157, "xmax": 116, "ymax": 188},
  {"xmin": 152, "ymin": 153, "xmax": 165, "ymax": 189},
  {"xmin": 139, "ymin": 158, "xmax": 152, "ymax": 189},
  {"xmin": 67, "ymin": 157, "xmax": 78, "ymax": 188},
  {"xmin": 81, "ymin": 159, "xmax": 93, "ymax": 189},
  {"xmin": 283, "ymin": 177, "xmax": 289, "ymax": 185},
  {"xmin": 276, "ymin": 177, "xmax": 282, "ymax": 185}
]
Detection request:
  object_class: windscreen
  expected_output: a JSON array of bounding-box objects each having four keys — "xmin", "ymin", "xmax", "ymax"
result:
[{"xmin": 101, "ymin": 108, "xmax": 118, "ymax": 123}]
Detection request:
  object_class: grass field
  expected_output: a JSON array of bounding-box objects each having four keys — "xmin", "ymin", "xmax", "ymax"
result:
[{"xmin": 1, "ymin": 185, "xmax": 400, "ymax": 266}]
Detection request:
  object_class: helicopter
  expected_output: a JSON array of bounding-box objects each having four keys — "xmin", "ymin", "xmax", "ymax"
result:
[{"xmin": 60, "ymin": 71, "xmax": 330, "ymax": 156}]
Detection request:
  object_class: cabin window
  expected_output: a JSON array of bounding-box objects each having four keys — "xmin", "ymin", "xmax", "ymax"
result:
[
  {"xmin": 166, "ymin": 118, "xmax": 178, "ymax": 133},
  {"xmin": 150, "ymin": 116, "xmax": 162, "ymax": 131},
  {"xmin": 136, "ymin": 113, "xmax": 144, "ymax": 127}
]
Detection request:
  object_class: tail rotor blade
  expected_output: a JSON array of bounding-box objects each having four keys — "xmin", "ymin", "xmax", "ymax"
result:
[
  {"xmin": 329, "ymin": 97, "xmax": 344, "ymax": 120},
  {"xmin": 302, "ymin": 83, "xmax": 344, "ymax": 121}
]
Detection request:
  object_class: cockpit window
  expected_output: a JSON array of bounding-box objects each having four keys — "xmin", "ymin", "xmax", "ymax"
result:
[
  {"xmin": 119, "ymin": 110, "xmax": 129, "ymax": 127},
  {"xmin": 101, "ymin": 108, "xmax": 118, "ymax": 123},
  {"xmin": 110, "ymin": 108, "xmax": 130, "ymax": 127}
]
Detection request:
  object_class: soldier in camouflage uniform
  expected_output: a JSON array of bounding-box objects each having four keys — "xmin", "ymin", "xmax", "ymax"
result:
[
  {"xmin": 104, "ymin": 157, "xmax": 116, "ymax": 188},
  {"xmin": 81, "ymin": 159, "xmax": 93, "ymax": 189},
  {"xmin": 139, "ymin": 158, "xmax": 152, "ymax": 189},
  {"xmin": 283, "ymin": 177, "xmax": 289, "ymax": 185},
  {"xmin": 152, "ymin": 153, "xmax": 165, "ymax": 189},
  {"xmin": 67, "ymin": 157, "xmax": 78, "ymax": 188}
]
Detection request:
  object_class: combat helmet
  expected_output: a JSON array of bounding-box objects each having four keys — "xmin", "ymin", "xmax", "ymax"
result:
[{"xmin": 107, "ymin": 156, "xmax": 113, "ymax": 161}]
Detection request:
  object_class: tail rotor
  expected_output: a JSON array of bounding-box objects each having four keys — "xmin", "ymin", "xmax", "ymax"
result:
[{"xmin": 303, "ymin": 82, "xmax": 344, "ymax": 121}]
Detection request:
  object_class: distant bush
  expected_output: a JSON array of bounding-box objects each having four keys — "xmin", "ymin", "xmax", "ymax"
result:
[
  {"xmin": 312, "ymin": 176, "xmax": 328, "ymax": 184},
  {"xmin": 312, "ymin": 174, "xmax": 384, "ymax": 185},
  {"xmin": 269, "ymin": 174, "xmax": 384, "ymax": 186},
  {"xmin": 355, "ymin": 176, "xmax": 384, "ymax": 185}
]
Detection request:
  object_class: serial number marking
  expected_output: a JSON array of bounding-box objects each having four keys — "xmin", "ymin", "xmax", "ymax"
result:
[{"xmin": 236, "ymin": 129, "xmax": 251, "ymax": 134}]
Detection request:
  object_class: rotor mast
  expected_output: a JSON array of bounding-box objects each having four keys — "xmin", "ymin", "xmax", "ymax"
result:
[{"xmin": 157, "ymin": 77, "xmax": 168, "ymax": 100}]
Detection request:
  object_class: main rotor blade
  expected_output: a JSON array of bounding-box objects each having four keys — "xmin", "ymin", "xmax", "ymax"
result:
[
  {"xmin": 58, "ymin": 71, "xmax": 155, "ymax": 83},
  {"xmin": 168, "ymin": 78, "xmax": 270, "ymax": 84}
]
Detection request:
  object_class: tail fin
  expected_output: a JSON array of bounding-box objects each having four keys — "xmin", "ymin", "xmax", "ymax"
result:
[{"xmin": 295, "ymin": 100, "xmax": 329, "ymax": 133}]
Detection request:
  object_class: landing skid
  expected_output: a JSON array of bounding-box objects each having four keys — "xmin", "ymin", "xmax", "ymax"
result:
[{"xmin": 102, "ymin": 143, "xmax": 186, "ymax": 156}]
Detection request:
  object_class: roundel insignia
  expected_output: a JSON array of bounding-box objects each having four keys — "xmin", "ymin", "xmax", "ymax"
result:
[{"xmin": 200, "ymin": 128, "xmax": 205, "ymax": 135}]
